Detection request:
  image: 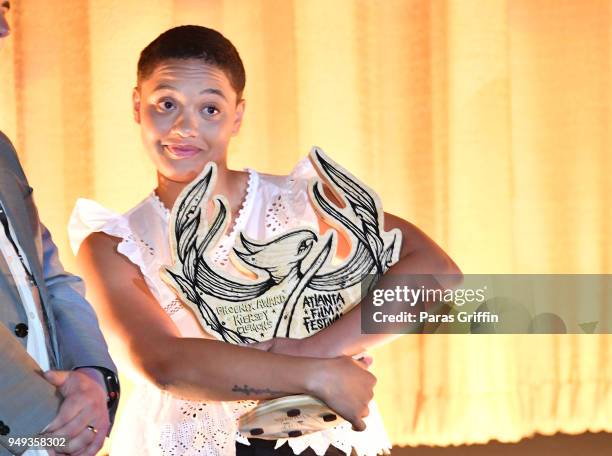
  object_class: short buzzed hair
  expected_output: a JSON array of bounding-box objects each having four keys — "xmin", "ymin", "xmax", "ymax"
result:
[{"xmin": 137, "ymin": 25, "xmax": 246, "ymax": 100}]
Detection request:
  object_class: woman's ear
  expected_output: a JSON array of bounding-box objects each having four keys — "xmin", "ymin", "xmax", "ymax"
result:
[
  {"xmin": 232, "ymin": 99, "xmax": 246, "ymax": 136},
  {"xmin": 132, "ymin": 87, "xmax": 141, "ymax": 124}
]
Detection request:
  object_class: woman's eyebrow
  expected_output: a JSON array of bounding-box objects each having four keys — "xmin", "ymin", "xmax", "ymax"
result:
[
  {"xmin": 2, "ymin": 1, "xmax": 10, "ymax": 11},
  {"xmin": 152, "ymin": 83, "xmax": 177, "ymax": 92},
  {"xmin": 150, "ymin": 85, "xmax": 227, "ymax": 101},
  {"xmin": 200, "ymin": 88, "xmax": 227, "ymax": 101}
]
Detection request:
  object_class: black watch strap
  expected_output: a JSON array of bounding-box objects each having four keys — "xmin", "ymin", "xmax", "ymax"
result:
[{"xmin": 81, "ymin": 366, "xmax": 120, "ymax": 413}]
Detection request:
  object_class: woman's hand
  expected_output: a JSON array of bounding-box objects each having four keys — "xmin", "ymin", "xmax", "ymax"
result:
[
  {"xmin": 306, "ymin": 356, "xmax": 376, "ymax": 431},
  {"xmin": 253, "ymin": 339, "xmax": 376, "ymax": 430}
]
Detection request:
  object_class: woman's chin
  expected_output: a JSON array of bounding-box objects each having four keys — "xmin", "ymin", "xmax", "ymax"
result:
[
  {"xmin": 157, "ymin": 157, "xmax": 211, "ymax": 181},
  {"xmin": 159, "ymin": 165, "xmax": 207, "ymax": 184}
]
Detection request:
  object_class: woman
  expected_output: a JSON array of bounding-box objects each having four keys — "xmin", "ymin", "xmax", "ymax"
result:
[{"xmin": 69, "ymin": 25, "xmax": 460, "ymax": 455}]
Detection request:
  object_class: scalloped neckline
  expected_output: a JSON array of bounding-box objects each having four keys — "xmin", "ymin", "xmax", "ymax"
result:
[{"xmin": 150, "ymin": 169, "xmax": 258, "ymax": 243}]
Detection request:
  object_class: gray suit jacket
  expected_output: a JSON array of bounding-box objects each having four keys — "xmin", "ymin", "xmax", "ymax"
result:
[{"xmin": 0, "ymin": 132, "xmax": 117, "ymax": 455}]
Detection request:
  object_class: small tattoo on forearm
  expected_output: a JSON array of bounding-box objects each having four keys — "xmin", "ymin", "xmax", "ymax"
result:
[{"xmin": 232, "ymin": 384, "xmax": 286, "ymax": 396}]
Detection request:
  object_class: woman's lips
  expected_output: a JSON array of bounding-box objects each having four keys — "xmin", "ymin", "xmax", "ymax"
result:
[{"xmin": 164, "ymin": 145, "xmax": 202, "ymax": 159}]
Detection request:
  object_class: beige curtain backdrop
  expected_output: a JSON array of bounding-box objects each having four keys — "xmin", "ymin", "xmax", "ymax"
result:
[{"xmin": 1, "ymin": 0, "xmax": 610, "ymax": 448}]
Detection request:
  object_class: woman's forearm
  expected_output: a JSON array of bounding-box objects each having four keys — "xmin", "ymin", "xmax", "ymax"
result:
[
  {"xmin": 299, "ymin": 305, "xmax": 394, "ymax": 358},
  {"xmin": 299, "ymin": 249, "xmax": 462, "ymax": 358},
  {"xmin": 143, "ymin": 336, "xmax": 324, "ymax": 401},
  {"xmin": 136, "ymin": 334, "xmax": 378, "ymax": 431}
]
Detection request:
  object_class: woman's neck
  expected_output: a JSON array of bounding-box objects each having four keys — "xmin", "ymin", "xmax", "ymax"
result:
[{"xmin": 155, "ymin": 163, "xmax": 249, "ymax": 217}]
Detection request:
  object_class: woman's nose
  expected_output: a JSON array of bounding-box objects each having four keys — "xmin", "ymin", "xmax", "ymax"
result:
[{"xmin": 171, "ymin": 113, "xmax": 197, "ymax": 137}]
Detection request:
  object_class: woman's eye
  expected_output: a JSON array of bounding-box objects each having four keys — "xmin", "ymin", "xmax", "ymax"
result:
[
  {"xmin": 202, "ymin": 106, "xmax": 219, "ymax": 117},
  {"xmin": 157, "ymin": 100, "xmax": 176, "ymax": 111}
]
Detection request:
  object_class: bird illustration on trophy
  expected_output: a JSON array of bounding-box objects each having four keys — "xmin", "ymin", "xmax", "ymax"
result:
[{"xmin": 161, "ymin": 147, "xmax": 403, "ymax": 344}]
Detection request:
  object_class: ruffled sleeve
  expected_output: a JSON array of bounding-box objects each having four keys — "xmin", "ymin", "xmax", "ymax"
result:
[
  {"xmin": 68, "ymin": 198, "xmax": 153, "ymax": 294},
  {"xmin": 289, "ymin": 154, "xmax": 318, "ymax": 180},
  {"xmin": 286, "ymin": 155, "xmax": 318, "ymax": 220},
  {"xmin": 250, "ymin": 156, "xmax": 320, "ymax": 239},
  {"xmin": 69, "ymin": 198, "xmax": 123, "ymax": 255}
]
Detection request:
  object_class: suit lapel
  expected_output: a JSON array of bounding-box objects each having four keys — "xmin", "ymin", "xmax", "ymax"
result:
[
  {"xmin": 0, "ymin": 168, "xmax": 59, "ymax": 368},
  {"xmin": 0, "ymin": 169, "xmax": 44, "ymax": 285}
]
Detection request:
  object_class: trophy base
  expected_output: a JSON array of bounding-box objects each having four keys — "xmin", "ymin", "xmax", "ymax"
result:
[{"xmin": 239, "ymin": 394, "xmax": 346, "ymax": 440}]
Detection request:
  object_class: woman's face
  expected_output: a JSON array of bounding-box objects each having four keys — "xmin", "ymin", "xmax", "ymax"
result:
[{"xmin": 133, "ymin": 59, "xmax": 244, "ymax": 183}]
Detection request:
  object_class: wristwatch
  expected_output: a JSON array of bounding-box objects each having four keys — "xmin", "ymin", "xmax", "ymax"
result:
[{"xmin": 82, "ymin": 366, "xmax": 120, "ymax": 413}]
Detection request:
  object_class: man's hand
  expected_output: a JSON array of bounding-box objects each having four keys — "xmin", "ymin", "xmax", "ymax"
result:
[{"xmin": 42, "ymin": 370, "xmax": 109, "ymax": 456}]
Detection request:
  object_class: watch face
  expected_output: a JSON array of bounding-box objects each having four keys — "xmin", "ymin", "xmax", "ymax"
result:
[
  {"xmin": 103, "ymin": 371, "xmax": 120, "ymax": 408},
  {"xmin": 105, "ymin": 373, "xmax": 120, "ymax": 398}
]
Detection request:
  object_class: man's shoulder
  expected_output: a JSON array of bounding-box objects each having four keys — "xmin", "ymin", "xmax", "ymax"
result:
[
  {"xmin": 0, "ymin": 130, "xmax": 26, "ymax": 174},
  {"xmin": 0, "ymin": 130, "xmax": 15, "ymax": 152},
  {"xmin": 0, "ymin": 130, "xmax": 20, "ymax": 161}
]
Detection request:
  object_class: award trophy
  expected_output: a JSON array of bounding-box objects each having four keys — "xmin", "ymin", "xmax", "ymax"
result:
[{"xmin": 162, "ymin": 147, "xmax": 402, "ymax": 439}]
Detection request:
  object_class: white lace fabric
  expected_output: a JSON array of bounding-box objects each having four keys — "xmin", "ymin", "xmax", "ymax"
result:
[{"xmin": 68, "ymin": 158, "xmax": 391, "ymax": 456}]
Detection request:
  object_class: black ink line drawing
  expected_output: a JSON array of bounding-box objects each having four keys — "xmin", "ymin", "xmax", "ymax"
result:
[{"xmin": 162, "ymin": 148, "xmax": 402, "ymax": 342}]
